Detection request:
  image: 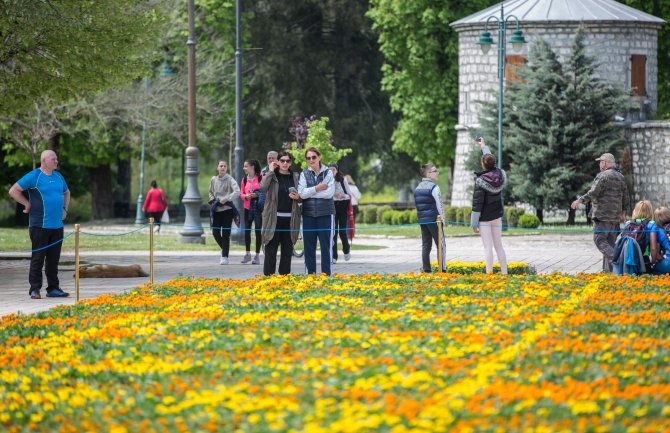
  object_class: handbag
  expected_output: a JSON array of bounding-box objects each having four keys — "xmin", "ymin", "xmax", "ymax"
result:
[{"xmin": 162, "ymin": 208, "xmax": 170, "ymax": 224}]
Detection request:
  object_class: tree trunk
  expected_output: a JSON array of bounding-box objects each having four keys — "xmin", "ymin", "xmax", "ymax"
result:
[
  {"xmin": 567, "ymin": 206, "xmax": 576, "ymax": 225},
  {"xmin": 89, "ymin": 165, "xmax": 114, "ymax": 220},
  {"xmin": 536, "ymin": 208, "xmax": 544, "ymax": 223},
  {"xmin": 114, "ymin": 157, "xmax": 132, "ymax": 218}
]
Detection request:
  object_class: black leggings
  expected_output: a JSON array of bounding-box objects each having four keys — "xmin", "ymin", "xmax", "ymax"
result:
[
  {"xmin": 244, "ymin": 208, "xmax": 262, "ymax": 253},
  {"xmin": 212, "ymin": 210, "xmax": 233, "ymax": 257},
  {"xmin": 332, "ymin": 200, "xmax": 350, "ymax": 259}
]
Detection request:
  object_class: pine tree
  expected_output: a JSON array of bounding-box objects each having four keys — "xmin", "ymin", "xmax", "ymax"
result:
[{"xmin": 561, "ymin": 27, "xmax": 628, "ymax": 223}]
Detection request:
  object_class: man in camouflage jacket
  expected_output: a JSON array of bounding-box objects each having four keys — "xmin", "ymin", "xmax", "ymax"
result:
[{"xmin": 571, "ymin": 153, "xmax": 629, "ymax": 273}]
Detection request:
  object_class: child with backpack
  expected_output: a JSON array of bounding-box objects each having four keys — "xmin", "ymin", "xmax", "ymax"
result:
[
  {"xmin": 652, "ymin": 206, "xmax": 670, "ymax": 275},
  {"xmin": 614, "ymin": 200, "xmax": 658, "ymax": 274}
]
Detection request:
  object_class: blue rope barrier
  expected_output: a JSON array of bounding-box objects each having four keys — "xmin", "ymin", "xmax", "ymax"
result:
[
  {"xmin": 79, "ymin": 224, "xmax": 149, "ymax": 237},
  {"xmin": 30, "ymin": 232, "xmax": 75, "ymax": 253}
]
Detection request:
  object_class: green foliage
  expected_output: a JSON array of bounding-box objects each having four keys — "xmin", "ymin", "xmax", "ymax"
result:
[
  {"xmin": 0, "ymin": 0, "xmax": 165, "ymax": 117},
  {"xmin": 288, "ymin": 118, "xmax": 352, "ymax": 170},
  {"xmin": 445, "ymin": 205, "xmax": 458, "ymax": 225},
  {"xmin": 456, "ymin": 206, "xmax": 472, "ymax": 224},
  {"xmin": 479, "ymin": 31, "xmax": 627, "ymax": 217},
  {"xmin": 380, "ymin": 209, "xmax": 394, "ymax": 225},
  {"xmin": 367, "ymin": 0, "xmax": 493, "ymax": 167},
  {"xmin": 409, "ymin": 210, "xmax": 418, "ymax": 224},
  {"xmin": 518, "ymin": 214, "xmax": 541, "ymax": 229},
  {"xmin": 505, "ymin": 207, "xmax": 526, "ymax": 228},
  {"xmin": 363, "ymin": 206, "xmax": 378, "ymax": 224}
]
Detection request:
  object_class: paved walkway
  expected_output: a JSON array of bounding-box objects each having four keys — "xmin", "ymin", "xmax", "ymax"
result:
[{"xmin": 0, "ymin": 231, "xmax": 602, "ymax": 317}]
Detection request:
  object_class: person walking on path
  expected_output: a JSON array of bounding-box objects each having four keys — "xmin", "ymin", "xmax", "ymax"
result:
[
  {"xmin": 328, "ymin": 163, "xmax": 352, "ymax": 263},
  {"xmin": 344, "ymin": 175, "xmax": 362, "ymax": 220},
  {"xmin": 298, "ymin": 147, "xmax": 335, "ymax": 276},
  {"xmin": 209, "ymin": 160, "xmax": 240, "ymax": 265},
  {"xmin": 413, "ymin": 163, "xmax": 446, "ymax": 273},
  {"xmin": 571, "ymin": 152, "xmax": 629, "ymax": 273},
  {"xmin": 8, "ymin": 150, "xmax": 70, "ymax": 299},
  {"xmin": 259, "ymin": 151, "xmax": 301, "ymax": 275},
  {"xmin": 240, "ymin": 159, "xmax": 263, "ymax": 265},
  {"xmin": 142, "ymin": 180, "xmax": 168, "ymax": 233},
  {"xmin": 470, "ymin": 137, "xmax": 508, "ymax": 275}
]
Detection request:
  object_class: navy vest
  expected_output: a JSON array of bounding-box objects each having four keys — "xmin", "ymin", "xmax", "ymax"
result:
[
  {"xmin": 414, "ymin": 180, "xmax": 439, "ymax": 223},
  {"xmin": 302, "ymin": 169, "xmax": 335, "ymax": 217}
]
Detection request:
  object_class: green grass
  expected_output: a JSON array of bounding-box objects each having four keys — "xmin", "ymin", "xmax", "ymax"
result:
[{"xmin": 0, "ymin": 227, "xmax": 382, "ymax": 253}]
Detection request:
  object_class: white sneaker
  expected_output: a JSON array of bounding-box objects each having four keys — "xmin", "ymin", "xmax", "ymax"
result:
[
  {"xmin": 252, "ymin": 255, "xmax": 261, "ymax": 265},
  {"xmin": 332, "ymin": 258, "xmax": 337, "ymax": 264},
  {"xmin": 220, "ymin": 257, "xmax": 229, "ymax": 265},
  {"xmin": 344, "ymin": 253, "xmax": 351, "ymax": 261},
  {"xmin": 241, "ymin": 253, "xmax": 252, "ymax": 264}
]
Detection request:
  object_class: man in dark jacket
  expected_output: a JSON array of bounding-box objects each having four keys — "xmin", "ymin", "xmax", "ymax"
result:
[{"xmin": 571, "ymin": 153, "xmax": 629, "ymax": 272}]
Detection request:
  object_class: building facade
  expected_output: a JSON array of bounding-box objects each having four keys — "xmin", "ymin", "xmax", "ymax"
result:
[{"xmin": 449, "ymin": 0, "xmax": 665, "ymax": 207}]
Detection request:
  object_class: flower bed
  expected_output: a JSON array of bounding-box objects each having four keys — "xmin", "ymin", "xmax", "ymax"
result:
[{"xmin": 1, "ymin": 271, "xmax": 669, "ymax": 432}]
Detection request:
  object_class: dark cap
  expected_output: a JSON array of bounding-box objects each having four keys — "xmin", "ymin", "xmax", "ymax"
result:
[{"xmin": 328, "ymin": 163, "xmax": 339, "ymax": 170}]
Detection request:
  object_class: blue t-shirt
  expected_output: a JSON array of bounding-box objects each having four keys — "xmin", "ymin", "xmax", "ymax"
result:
[{"xmin": 17, "ymin": 168, "xmax": 69, "ymax": 229}]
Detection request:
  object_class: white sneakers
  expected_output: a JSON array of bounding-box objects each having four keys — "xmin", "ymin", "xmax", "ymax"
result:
[
  {"xmin": 344, "ymin": 253, "xmax": 351, "ymax": 261},
  {"xmin": 220, "ymin": 256, "xmax": 229, "ymax": 265},
  {"xmin": 252, "ymin": 255, "xmax": 261, "ymax": 265},
  {"xmin": 241, "ymin": 253, "xmax": 252, "ymax": 264}
]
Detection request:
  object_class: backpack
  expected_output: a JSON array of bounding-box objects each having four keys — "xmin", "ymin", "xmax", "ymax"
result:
[{"xmin": 622, "ymin": 219, "xmax": 650, "ymax": 255}]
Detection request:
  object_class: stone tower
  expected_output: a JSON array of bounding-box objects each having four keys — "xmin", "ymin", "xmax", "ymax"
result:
[{"xmin": 449, "ymin": 0, "xmax": 665, "ymax": 207}]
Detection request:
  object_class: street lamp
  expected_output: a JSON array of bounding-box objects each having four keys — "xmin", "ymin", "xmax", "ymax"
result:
[
  {"xmin": 478, "ymin": 3, "xmax": 526, "ymax": 169},
  {"xmin": 179, "ymin": 0, "xmax": 205, "ymax": 243},
  {"xmin": 134, "ymin": 77, "xmax": 150, "ymax": 225},
  {"xmin": 233, "ymin": 0, "xmax": 245, "ymax": 244}
]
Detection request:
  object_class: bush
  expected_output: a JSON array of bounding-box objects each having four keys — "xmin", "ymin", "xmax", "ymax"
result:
[
  {"xmin": 364, "ymin": 206, "xmax": 378, "ymax": 224},
  {"xmin": 391, "ymin": 211, "xmax": 402, "ymax": 226},
  {"xmin": 409, "ymin": 210, "xmax": 418, "ymax": 224},
  {"xmin": 505, "ymin": 207, "xmax": 525, "ymax": 227},
  {"xmin": 402, "ymin": 210, "xmax": 413, "ymax": 225},
  {"xmin": 377, "ymin": 206, "xmax": 392, "ymax": 224},
  {"xmin": 444, "ymin": 205, "xmax": 457, "ymax": 225},
  {"xmin": 456, "ymin": 206, "xmax": 472, "ymax": 225},
  {"xmin": 518, "ymin": 214, "xmax": 541, "ymax": 228},
  {"xmin": 381, "ymin": 209, "xmax": 394, "ymax": 225}
]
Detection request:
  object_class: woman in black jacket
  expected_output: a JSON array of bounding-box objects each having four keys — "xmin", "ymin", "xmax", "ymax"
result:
[{"xmin": 470, "ymin": 137, "xmax": 508, "ymax": 275}]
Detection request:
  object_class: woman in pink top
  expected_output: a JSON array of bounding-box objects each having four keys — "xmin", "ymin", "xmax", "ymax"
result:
[
  {"xmin": 143, "ymin": 180, "xmax": 168, "ymax": 233},
  {"xmin": 240, "ymin": 159, "xmax": 263, "ymax": 264}
]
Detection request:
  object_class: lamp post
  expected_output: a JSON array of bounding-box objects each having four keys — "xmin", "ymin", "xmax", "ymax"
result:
[
  {"xmin": 478, "ymin": 3, "xmax": 526, "ymax": 169},
  {"xmin": 134, "ymin": 77, "xmax": 150, "ymax": 225},
  {"xmin": 179, "ymin": 0, "xmax": 205, "ymax": 244},
  {"xmin": 233, "ymin": 0, "xmax": 245, "ymax": 244}
]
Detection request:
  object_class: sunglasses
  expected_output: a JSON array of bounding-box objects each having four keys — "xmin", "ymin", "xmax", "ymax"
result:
[
  {"xmin": 306, "ymin": 155, "xmax": 318, "ymax": 161},
  {"xmin": 278, "ymin": 159, "xmax": 291, "ymax": 163}
]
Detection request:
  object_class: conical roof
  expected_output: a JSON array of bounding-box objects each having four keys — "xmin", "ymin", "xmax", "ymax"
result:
[{"xmin": 451, "ymin": 0, "xmax": 665, "ymax": 28}]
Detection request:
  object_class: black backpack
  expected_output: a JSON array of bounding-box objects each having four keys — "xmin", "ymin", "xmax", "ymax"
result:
[{"xmin": 622, "ymin": 218, "xmax": 650, "ymax": 255}]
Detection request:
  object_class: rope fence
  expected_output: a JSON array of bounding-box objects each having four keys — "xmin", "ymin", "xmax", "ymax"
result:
[{"xmin": 14, "ymin": 217, "xmax": 654, "ymax": 304}]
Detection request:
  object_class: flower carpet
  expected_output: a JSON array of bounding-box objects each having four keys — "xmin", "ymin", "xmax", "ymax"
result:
[{"xmin": 0, "ymin": 269, "xmax": 669, "ymax": 432}]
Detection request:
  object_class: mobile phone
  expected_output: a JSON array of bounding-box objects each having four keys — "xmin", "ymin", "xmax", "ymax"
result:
[
  {"xmin": 475, "ymin": 133, "xmax": 483, "ymax": 142},
  {"xmin": 288, "ymin": 187, "xmax": 297, "ymax": 194}
]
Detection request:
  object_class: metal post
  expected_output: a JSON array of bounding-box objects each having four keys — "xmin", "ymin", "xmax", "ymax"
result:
[
  {"xmin": 74, "ymin": 224, "xmax": 80, "ymax": 303},
  {"xmin": 498, "ymin": 3, "xmax": 505, "ymax": 169},
  {"xmin": 179, "ymin": 0, "xmax": 205, "ymax": 244},
  {"xmin": 149, "ymin": 217, "xmax": 155, "ymax": 284},
  {"xmin": 135, "ymin": 77, "xmax": 150, "ymax": 224},
  {"xmin": 436, "ymin": 216, "xmax": 445, "ymax": 273},
  {"xmin": 233, "ymin": 0, "xmax": 245, "ymax": 244}
]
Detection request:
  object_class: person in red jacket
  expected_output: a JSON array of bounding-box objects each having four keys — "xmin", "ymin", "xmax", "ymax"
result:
[{"xmin": 143, "ymin": 180, "xmax": 168, "ymax": 233}]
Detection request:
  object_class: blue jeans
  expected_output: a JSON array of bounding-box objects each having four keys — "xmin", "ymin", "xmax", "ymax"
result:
[
  {"xmin": 303, "ymin": 215, "xmax": 334, "ymax": 276},
  {"xmin": 652, "ymin": 256, "xmax": 670, "ymax": 275}
]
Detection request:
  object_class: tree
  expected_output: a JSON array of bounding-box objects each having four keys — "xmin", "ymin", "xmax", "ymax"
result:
[
  {"xmin": 244, "ymin": 0, "xmax": 403, "ymax": 187},
  {"xmin": 283, "ymin": 116, "xmax": 351, "ymax": 169},
  {"xmin": 476, "ymin": 31, "xmax": 626, "ymax": 222},
  {"xmin": 0, "ymin": 0, "xmax": 164, "ymax": 116},
  {"xmin": 367, "ymin": 0, "xmax": 494, "ymax": 168}
]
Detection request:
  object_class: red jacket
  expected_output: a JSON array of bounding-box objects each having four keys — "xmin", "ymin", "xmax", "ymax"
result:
[{"xmin": 143, "ymin": 188, "xmax": 167, "ymax": 213}]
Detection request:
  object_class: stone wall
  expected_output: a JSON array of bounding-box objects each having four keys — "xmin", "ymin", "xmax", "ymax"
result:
[
  {"xmin": 451, "ymin": 22, "xmax": 661, "ymax": 206},
  {"xmin": 626, "ymin": 122, "xmax": 670, "ymax": 207}
]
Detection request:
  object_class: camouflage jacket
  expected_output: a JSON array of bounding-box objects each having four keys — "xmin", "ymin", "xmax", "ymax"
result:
[{"xmin": 580, "ymin": 167, "xmax": 629, "ymax": 222}]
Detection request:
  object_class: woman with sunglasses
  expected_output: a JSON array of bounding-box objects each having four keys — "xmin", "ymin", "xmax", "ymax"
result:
[
  {"xmin": 259, "ymin": 151, "xmax": 302, "ymax": 275},
  {"xmin": 298, "ymin": 147, "xmax": 335, "ymax": 275}
]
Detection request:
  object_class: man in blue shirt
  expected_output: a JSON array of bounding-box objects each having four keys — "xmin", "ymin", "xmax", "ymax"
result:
[{"xmin": 8, "ymin": 150, "xmax": 70, "ymax": 299}]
